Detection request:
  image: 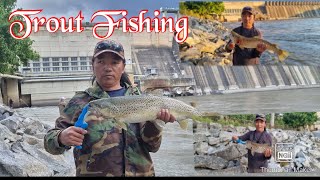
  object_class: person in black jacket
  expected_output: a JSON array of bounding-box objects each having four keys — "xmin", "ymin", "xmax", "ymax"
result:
[
  {"xmin": 225, "ymin": 6, "xmax": 267, "ymax": 65},
  {"xmin": 232, "ymin": 114, "xmax": 273, "ymax": 173}
]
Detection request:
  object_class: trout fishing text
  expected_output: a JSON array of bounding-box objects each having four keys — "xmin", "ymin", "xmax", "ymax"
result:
[{"xmin": 8, "ymin": 10, "xmax": 188, "ymax": 43}]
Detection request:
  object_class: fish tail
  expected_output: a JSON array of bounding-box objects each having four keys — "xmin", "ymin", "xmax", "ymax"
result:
[{"xmin": 278, "ymin": 49, "xmax": 289, "ymax": 61}]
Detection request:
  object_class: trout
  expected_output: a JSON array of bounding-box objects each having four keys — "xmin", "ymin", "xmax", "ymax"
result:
[
  {"xmin": 246, "ymin": 141, "xmax": 272, "ymax": 156},
  {"xmin": 84, "ymin": 95, "xmax": 203, "ymax": 130},
  {"xmin": 230, "ymin": 31, "xmax": 289, "ymax": 62}
]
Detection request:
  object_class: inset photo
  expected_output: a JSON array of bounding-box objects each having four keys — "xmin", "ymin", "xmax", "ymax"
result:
[
  {"xmin": 178, "ymin": 1, "xmax": 320, "ymax": 66},
  {"xmin": 193, "ymin": 112, "xmax": 320, "ymax": 176}
]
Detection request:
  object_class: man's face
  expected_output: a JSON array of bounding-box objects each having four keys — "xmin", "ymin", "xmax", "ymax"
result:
[
  {"xmin": 92, "ymin": 52, "xmax": 125, "ymax": 90},
  {"xmin": 241, "ymin": 12, "xmax": 254, "ymax": 27},
  {"xmin": 255, "ymin": 119, "xmax": 266, "ymax": 132}
]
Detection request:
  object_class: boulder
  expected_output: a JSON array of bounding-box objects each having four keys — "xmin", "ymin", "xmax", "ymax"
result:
[
  {"xmin": 214, "ymin": 144, "xmax": 247, "ymax": 161},
  {"xmin": 194, "ymin": 155, "xmax": 228, "ymax": 170}
]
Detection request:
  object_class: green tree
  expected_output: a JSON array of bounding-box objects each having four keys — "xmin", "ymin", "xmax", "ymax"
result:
[
  {"xmin": 283, "ymin": 112, "xmax": 318, "ymax": 129},
  {"xmin": 0, "ymin": 0, "xmax": 39, "ymax": 74},
  {"xmin": 179, "ymin": 1, "xmax": 225, "ymax": 18}
]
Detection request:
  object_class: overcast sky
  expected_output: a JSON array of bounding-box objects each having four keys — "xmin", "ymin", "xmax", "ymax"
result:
[{"xmin": 15, "ymin": 0, "xmax": 182, "ymax": 21}]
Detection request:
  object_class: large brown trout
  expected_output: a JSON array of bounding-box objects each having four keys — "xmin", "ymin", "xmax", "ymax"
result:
[
  {"xmin": 83, "ymin": 95, "xmax": 203, "ymax": 131},
  {"xmin": 230, "ymin": 31, "xmax": 289, "ymax": 62}
]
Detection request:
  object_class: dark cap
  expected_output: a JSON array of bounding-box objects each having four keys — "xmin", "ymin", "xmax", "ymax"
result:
[
  {"xmin": 93, "ymin": 40, "xmax": 125, "ymax": 60},
  {"xmin": 242, "ymin": 6, "xmax": 255, "ymax": 15},
  {"xmin": 255, "ymin": 114, "xmax": 266, "ymax": 122}
]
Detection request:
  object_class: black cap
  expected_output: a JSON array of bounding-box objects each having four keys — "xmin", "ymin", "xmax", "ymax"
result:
[
  {"xmin": 255, "ymin": 114, "xmax": 266, "ymax": 122},
  {"xmin": 93, "ymin": 40, "xmax": 125, "ymax": 61},
  {"xmin": 242, "ymin": 6, "xmax": 255, "ymax": 15}
]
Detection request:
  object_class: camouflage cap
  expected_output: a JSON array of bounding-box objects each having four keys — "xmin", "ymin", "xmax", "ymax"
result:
[
  {"xmin": 242, "ymin": 6, "xmax": 256, "ymax": 15},
  {"xmin": 93, "ymin": 40, "xmax": 125, "ymax": 60},
  {"xmin": 255, "ymin": 114, "xmax": 266, "ymax": 122}
]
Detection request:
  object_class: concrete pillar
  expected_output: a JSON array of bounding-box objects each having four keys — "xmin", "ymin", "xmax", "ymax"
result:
[
  {"xmin": 271, "ymin": 66, "xmax": 285, "ymax": 86},
  {"xmin": 6, "ymin": 79, "xmax": 20, "ymax": 108},
  {"xmin": 211, "ymin": 66, "xmax": 225, "ymax": 91},
  {"xmin": 270, "ymin": 113, "xmax": 275, "ymax": 129},
  {"xmin": 247, "ymin": 66, "xmax": 261, "ymax": 88},
  {"xmin": 257, "ymin": 66, "xmax": 274, "ymax": 87}
]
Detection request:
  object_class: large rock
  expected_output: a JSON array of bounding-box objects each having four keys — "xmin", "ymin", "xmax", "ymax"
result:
[
  {"xmin": 194, "ymin": 142, "xmax": 209, "ymax": 155},
  {"xmin": 194, "ymin": 123, "xmax": 210, "ymax": 135},
  {"xmin": 0, "ymin": 137, "xmax": 75, "ymax": 177},
  {"xmin": 308, "ymin": 150, "xmax": 320, "ymax": 159},
  {"xmin": 214, "ymin": 144, "xmax": 247, "ymax": 161},
  {"xmin": 312, "ymin": 131, "xmax": 320, "ymax": 138},
  {"xmin": 219, "ymin": 131, "xmax": 234, "ymax": 143},
  {"xmin": 235, "ymin": 127, "xmax": 246, "ymax": 134},
  {"xmin": 0, "ymin": 124, "xmax": 21, "ymax": 142},
  {"xmin": 24, "ymin": 120, "xmax": 45, "ymax": 135},
  {"xmin": 194, "ymin": 133, "xmax": 208, "ymax": 143},
  {"xmin": 0, "ymin": 117, "xmax": 20, "ymax": 133},
  {"xmin": 271, "ymin": 129, "xmax": 289, "ymax": 143},
  {"xmin": 180, "ymin": 17, "xmax": 232, "ymax": 66},
  {"xmin": 0, "ymin": 112, "xmax": 75, "ymax": 177},
  {"xmin": 208, "ymin": 137, "xmax": 220, "ymax": 146},
  {"xmin": 194, "ymin": 155, "xmax": 228, "ymax": 170}
]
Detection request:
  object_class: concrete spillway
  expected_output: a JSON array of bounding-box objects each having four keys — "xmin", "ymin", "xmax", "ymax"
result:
[
  {"xmin": 266, "ymin": 4, "xmax": 320, "ymax": 19},
  {"xmin": 182, "ymin": 64, "xmax": 320, "ymax": 94}
]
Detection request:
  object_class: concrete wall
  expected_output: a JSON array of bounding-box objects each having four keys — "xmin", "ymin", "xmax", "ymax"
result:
[
  {"xmin": 1, "ymin": 78, "xmax": 20, "ymax": 108},
  {"xmin": 222, "ymin": 1, "xmax": 320, "ymax": 22},
  {"xmin": 21, "ymin": 78, "xmax": 92, "ymax": 103},
  {"xmin": 223, "ymin": 1, "xmax": 265, "ymax": 22},
  {"xmin": 31, "ymin": 27, "xmax": 132, "ymax": 61}
]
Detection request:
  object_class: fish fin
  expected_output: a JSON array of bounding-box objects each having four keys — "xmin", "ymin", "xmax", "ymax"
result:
[
  {"xmin": 278, "ymin": 49, "xmax": 290, "ymax": 61},
  {"xmin": 178, "ymin": 119, "xmax": 189, "ymax": 130},
  {"xmin": 115, "ymin": 119, "xmax": 127, "ymax": 131}
]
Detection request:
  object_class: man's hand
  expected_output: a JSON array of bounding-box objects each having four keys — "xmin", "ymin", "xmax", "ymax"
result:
[
  {"xmin": 228, "ymin": 42, "xmax": 235, "ymax": 50},
  {"xmin": 232, "ymin": 136, "xmax": 239, "ymax": 141},
  {"xmin": 264, "ymin": 148, "xmax": 272, "ymax": 158},
  {"xmin": 256, "ymin": 43, "xmax": 267, "ymax": 53},
  {"xmin": 157, "ymin": 109, "xmax": 176, "ymax": 124},
  {"xmin": 59, "ymin": 126, "xmax": 87, "ymax": 147}
]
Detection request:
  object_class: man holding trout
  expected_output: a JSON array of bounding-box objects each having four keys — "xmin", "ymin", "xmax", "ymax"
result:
[{"xmin": 226, "ymin": 6, "xmax": 267, "ymax": 65}]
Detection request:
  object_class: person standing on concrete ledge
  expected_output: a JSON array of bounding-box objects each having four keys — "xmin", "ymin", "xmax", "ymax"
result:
[
  {"xmin": 225, "ymin": 6, "xmax": 267, "ymax": 65},
  {"xmin": 44, "ymin": 40, "xmax": 176, "ymax": 177}
]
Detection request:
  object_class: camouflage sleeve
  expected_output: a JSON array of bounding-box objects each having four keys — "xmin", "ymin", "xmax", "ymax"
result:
[
  {"xmin": 44, "ymin": 129, "xmax": 69, "ymax": 155},
  {"xmin": 140, "ymin": 121, "xmax": 162, "ymax": 153},
  {"xmin": 44, "ymin": 92, "xmax": 91, "ymax": 155}
]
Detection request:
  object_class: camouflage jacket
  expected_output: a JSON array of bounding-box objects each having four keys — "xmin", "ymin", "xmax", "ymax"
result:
[{"xmin": 44, "ymin": 82, "xmax": 162, "ymax": 176}]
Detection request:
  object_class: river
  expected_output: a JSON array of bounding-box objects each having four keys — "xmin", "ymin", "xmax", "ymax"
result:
[
  {"xmin": 223, "ymin": 18, "xmax": 320, "ymax": 66},
  {"xmin": 177, "ymin": 87, "xmax": 320, "ymax": 114}
]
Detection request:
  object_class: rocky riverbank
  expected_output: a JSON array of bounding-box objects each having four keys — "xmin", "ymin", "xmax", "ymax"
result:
[
  {"xmin": 193, "ymin": 121, "xmax": 320, "ymax": 175},
  {"xmin": 0, "ymin": 104, "xmax": 75, "ymax": 176},
  {"xmin": 179, "ymin": 16, "xmax": 233, "ymax": 66}
]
